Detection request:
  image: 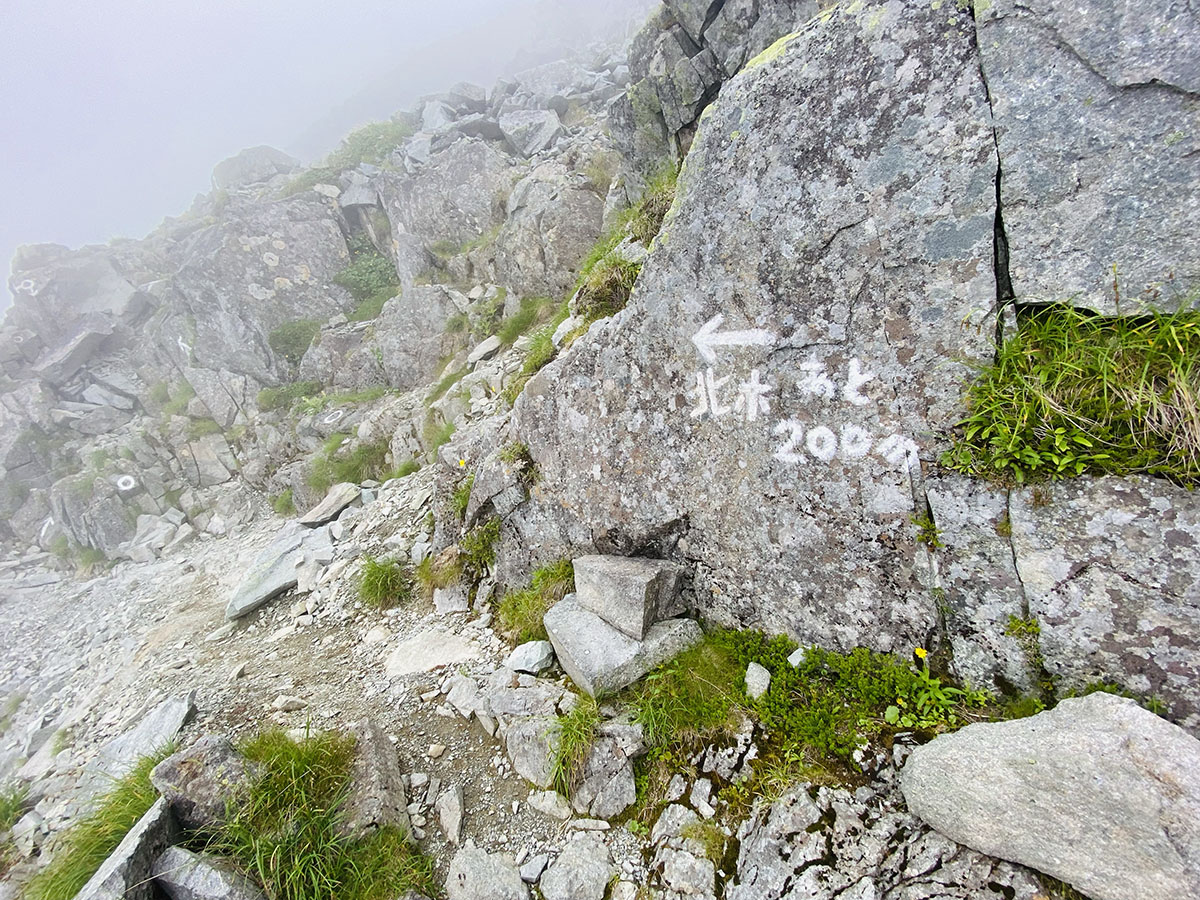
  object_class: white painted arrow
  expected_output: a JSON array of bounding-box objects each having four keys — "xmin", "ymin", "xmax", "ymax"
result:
[{"xmin": 691, "ymin": 313, "xmax": 777, "ymax": 365}]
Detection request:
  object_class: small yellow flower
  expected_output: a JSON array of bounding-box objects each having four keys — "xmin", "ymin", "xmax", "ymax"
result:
[
  {"xmin": 458, "ymin": 458, "xmax": 466, "ymax": 468},
  {"xmin": 914, "ymin": 647, "xmax": 928, "ymax": 659}
]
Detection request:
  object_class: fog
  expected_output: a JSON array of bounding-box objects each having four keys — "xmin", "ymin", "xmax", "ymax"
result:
[{"xmin": 0, "ymin": 0, "xmax": 654, "ymax": 309}]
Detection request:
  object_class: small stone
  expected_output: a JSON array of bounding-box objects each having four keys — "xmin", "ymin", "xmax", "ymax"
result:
[
  {"xmin": 436, "ymin": 784, "xmax": 465, "ymax": 845},
  {"xmin": 428, "ymin": 743, "xmax": 446, "ymax": 759},
  {"xmin": 744, "ymin": 662, "xmax": 771, "ymax": 700},
  {"xmin": 519, "ymin": 853, "xmax": 549, "ymax": 884},
  {"xmin": 271, "ymin": 696, "xmax": 307, "ymax": 712}
]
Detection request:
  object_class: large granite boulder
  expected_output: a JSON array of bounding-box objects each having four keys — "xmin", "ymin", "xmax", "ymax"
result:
[
  {"xmin": 490, "ymin": 162, "xmax": 605, "ymax": 300},
  {"xmin": 164, "ymin": 193, "xmax": 352, "ymax": 382},
  {"xmin": 977, "ymin": 0, "xmax": 1200, "ymax": 312},
  {"xmin": 211, "ymin": 145, "xmax": 300, "ymax": 190},
  {"xmin": 511, "ymin": 0, "xmax": 998, "ymax": 655},
  {"xmin": 901, "ymin": 693, "xmax": 1200, "ymax": 900},
  {"xmin": 372, "ymin": 286, "xmax": 465, "ymax": 390},
  {"xmin": 150, "ymin": 735, "xmax": 259, "ymax": 832}
]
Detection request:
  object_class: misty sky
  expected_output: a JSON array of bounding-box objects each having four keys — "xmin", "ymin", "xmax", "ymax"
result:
[{"xmin": 0, "ymin": 0, "xmax": 652, "ymax": 309}]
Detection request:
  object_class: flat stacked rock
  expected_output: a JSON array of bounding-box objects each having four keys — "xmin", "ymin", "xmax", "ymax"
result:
[{"xmin": 544, "ymin": 556, "xmax": 701, "ymax": 697}]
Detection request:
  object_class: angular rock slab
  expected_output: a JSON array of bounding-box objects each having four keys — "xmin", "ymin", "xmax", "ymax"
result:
[
  {"xmin": 540, "ymin": 832, "xmax": 615, "ymax": 900},
  {"xmin": 225, "ymin": 523, "xmax": 332, "ymax": 619},
  {"xmin": 499, "ymin": 110, "xmax": 564, "ymax": 157},
  {"xmin": 505, "ymin": 640, "xmax": 555, "ymax": 676},
  {"xmin": 75, "ymin": 797, "xmax": 179, "ymax": 900},
  {"xmin": 338, "ymin": 719, "xmax": 411, "ymax": 840},
  {"xmin": 544, "ymin": 595, "xmax": 702, "ymax": 696},
  {"xmin": 151, "ymin": 846, "xmax": 266, "ymax": 900},
  {"xmin": 573, "ymin": 554, "xmax": 684, "ymax": 640},
  {"xmin": 512, "ymin": 0, "xmax": 998, "ymax": 656},
  {"xmin": 977, "ymin": 0, "xmax": 1200, "ymax": 312},
  {"xmin": 297, "ymin": 482, "xmax": 360, "ymax": 526},
  {"xmin": 446, "ymin": 845, "xmax": 529, "ymax": 900},
  {"xmin": 901, "ymin": 693, "xmax": 1200, "ymax": 900},
  {"xmin": 150, "ymin": 734, "xmax": 259, "ymax": 832},
  {"xmin": 385, "ymin": 629, "xmax": 480, "ymax": 678},
  {"xmin": 82, "ymin": 693, "xmax": 196, "ymax": 797}
]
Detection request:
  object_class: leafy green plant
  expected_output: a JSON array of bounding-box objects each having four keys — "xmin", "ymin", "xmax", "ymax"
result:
[
  {"xmin": 551, "ymin": 695, "xmax": 600, "ymax": 796},
  {"xmin": 389, "ymin": 459, "xmax": 420, "ymax": 479},
  {"xmin": 460, "ymin": 517, "xmax": 501, "ymax": 580},
  {"xmin": 496, "ymin": 559, "xmax": 575, "ymax": 644},
  {"xmin": 414, "ymin": 552, "xmax": 463, "ymax": 600},
  {"xmin": 23, "ymin": 748, "xmax": 173, "ymax": 900},
  {"xmin": 451, "ymin": 473, "xmax": 475, "ymax": 521},
  {"xmin": 943, "ymin": 303, "xmax": 1200, "ymax": 485},
  {"xmin": 496, "ymin": 296, "xmax": 558, "ymax": 345},
  {"xmin": 359, "ymin": 556, "xmax": 415, "ymax": 609},
  {"xmin": 334, "ymin": 254, "xmax": 398, "ymax": 306},
  {"xmin": 272, "ymin": 489, "xmax": 296, "ymax": 516},
  {"xmin": 308, "ymin": 436, "xmax": 391, "ymax": 494},
  {"xmin": 910, "ymin": 513, "xmax": 943, "ymax": 548},
  {"xmin": 209, "ymin": 729, "xmax": 435, "ymax": 900},
  {"xmin": 269, "ymin": 320, "xmax": 321, "ymax": 366},
  {"xmin": 427, "ymin": 367, "xmax": 468, "ymax": 404},
  {"xmin": 498, "ymin": 441, "xmax": 538, "ymax": 487}
]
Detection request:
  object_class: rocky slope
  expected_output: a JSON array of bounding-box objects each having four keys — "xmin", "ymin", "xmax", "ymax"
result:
[{"xmin": 2, "ymin": 1, "xmax": 1199, "ymax": 899}]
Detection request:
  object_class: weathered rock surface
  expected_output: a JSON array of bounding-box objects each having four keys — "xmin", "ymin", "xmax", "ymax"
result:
[
  {"xmin": 225, "ymin": 523, "xmax": 334, "ymax": 619},
  {"xmin": 505, "ymin": 640, "xmax": 555, "ymax": 676},
  {"xmin": 151, "ymin": 846, "xmax": 267, "ymax": 900},
  {"xmin": 570, "ymin": 735, "xmax": 636, "ymax": 820},
  {"xmin": 435, "ymin": 784, "xmax": 464, "ymax": 845},
  {"xmin": 901, "ymin": 693, "xmax": 1200, "ymax": 900},
  {"xmin": 297, "ymin": 482, "xmax": 360, "ymax": 525},
  {"xmin": 446, "ymin": 845, "xmax": 529, "ymax": 900},
  {"xmin": 544, "ymin": 595, "xmax": 702, "ymax": 696},
  {"xmin": 211, "ymin": 145, "xmax": 299, "ymax": 190},
  {"xmin": 512, "ymin": 0, "xmax": 998, "ymax": 658},
  {"xmin": 977, "ymin": 0, "xmax": 1200, "ymax": 313},
  {"xmin": 150, "ymin": 735, "xmax": 259, "ymax": 832},
  {"xmin": 75, "ymin": 797, "xmax": 179, "ymax": 900},
  {"xmin": 539, "ymin": 832, "xmax": 614, "ymax": 900},
  {"xmin": 573, "ymin": 554, "xmax": 684, "ymax": 639},
  {"xmin": 338, "ymin": 719, "xmax": 412, "ymax": 840},
  {"xmin": 502, "ymin": 715, "xmax": 559, "ymax": 789},
  {"xmin": 727, "ymin": 769, "xmax": 1044, "ymax": 900},
  {"xmin": 373, "ymin": 286, "xmax": 465, "ymax": 390},
  {"xmin": 384, "ymin": 628, "xmax": 479, "ymax": 677},
  {"xmin": 84, "ymin": 693, "xmax": 197, "ymax": 792}
]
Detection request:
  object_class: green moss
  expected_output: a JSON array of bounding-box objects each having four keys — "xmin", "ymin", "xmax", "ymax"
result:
[
  {"xmin": 745, "ymin": 31, "xmax": 801, "ymax": 69},
  {"xmin": 334, "ymin": 253, "xmax": 399, "ymax": 304},
  {"xmin": 272, "ymin": 489, "xmax": 296, "ymax": 516},
  {"xmin": 258, "ymin": 381, "xmax": 323, "ymax": 412},
  {"xmin": 161, "ymin": 380, "xmax": 196, "ymax": 417},
  {"xmin": 389, "ymin": 459, "xmax": 420, "ymax": 480},
  {"xmin": 427, "ymin": 367, "xmax": 468, "ymax": 404},
  {"xmin": 186, "ymin": 418, "xmax": 223, "ymax": 440}
]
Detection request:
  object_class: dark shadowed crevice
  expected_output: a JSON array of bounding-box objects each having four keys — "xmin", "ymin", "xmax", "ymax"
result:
[
  {"xmin": 700, "ymin": 0, "xmax": 728, "ymax": 39},
  {"xmin": 993, "ymin": 163, "xmax": 1015, "ymax": 348}
]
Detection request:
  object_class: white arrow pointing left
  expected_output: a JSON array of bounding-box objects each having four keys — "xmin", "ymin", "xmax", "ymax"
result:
[{"xmin": 692, "ymin": 313, "xmax": 777, "ymax": 365}]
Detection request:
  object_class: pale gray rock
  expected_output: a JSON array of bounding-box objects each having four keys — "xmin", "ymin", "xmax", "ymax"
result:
[
  {"xmin": 570, "ymin": 735, "xmax": 636, "ymax": 820},
  {"xmin": 446, "ymin": 846, "xmax": 529, "ymax": 900},
  {"xmin": 467, "ymin": 335, "xmax": 502, "ymax": 364},
  {"xmin": 499, "ymin": 110, "xmax": 564, "ymax": 158},
  {"xmin": 445, "ymin": 674, "xmax": 485, "ymax": 719},
  {"xmin": 48, "ymin": 473, "xmax": 138, "ymax": 558},
  {"xmin": 150, "ymin": 735, "xmax": 259, "ymax": 832},
  {"xmin": 462, "ymin": 451, "xmax": 529, "ymax": 527},
  {"xmin": 182, "ymin": 367, "xmax": 250, "ymax": 428},
  {"xmin": 85, "ymin": 694, "xmax": 196, "ymax": 790},
  {"xmin": 74, "ymin": 798, "xmax": 179, "ymax": 900},
  {"xmin": 151, "ymin": 846, "xmax": 266, "ymax": 900},
  {"xmin": 539, "ymin": 832, "xmax": 614, "ymax": 900},
  {"xmin": 544, "ymin": 595, "xmax": 702, "ymax": 697},
  {"xmin": 503, "ymin": 716, "xmax": 560, "ymax": 789},
  {"xmin": 901, "ymin": 693, "xmax": 1200, "ymax": 900},
  {"xmin": 483, "ymin": 669, "xmax": 566, "ymax": 717},
  {"xmin": 338, "ymin": 719, "xmax": 411, "ymax": 840},
  {"xmin": 573, "ymin": 555, "xmax": 684, "ymax": 640},
  {"xmin": 744, "ymin": 662, "xmax": 770, "ymax": 700},
  {"xmin": 505, "ymin": 641, "xmax": 555, "ymax": 676},
  {"xmin": 727, "ymin": 776, "xmax": 1043, "ymax": 900},
  {"xmin": 422, "ymin": 100, "xmax": 457, "ymax": 131},
  {"xmin": 977, "ymin": 0, "xmax": 1200, "ymax": 313},
  {"xmin": 490, "ymin": 162, "xmax": 605, "ymax": 300},
  {"xmin": 373, "ymin": 286, "xmax": 464, "ymax": 390},
  {"xmin": 297, "ymin": 322, "xmax": 389, "ymax": 392},
  {"xmin": 298, "ymin": 482, "xmax": 360, "ymax": 525},
  {"xmin": 384, "ymin": 629, "xmax": 479, "ymax": 677},
  {"xmin": 435, "ymin": 784, "xmax": 464, "ymax": 845},
  {"xmin": 511, "ymin": 0, "xmax": 997, "ymax": 659},
  {"xmin": 211, "ymin": 145, "xmax": 299, "ymax": 190},
  {"xmin": 225, "ymin": 523, "xmax": 333, "ymax": 619},
  {"xmin": 528, "ymin": 789, "xmax": 573, "ymax": 820},
  {"xmin": 182, "ymin": 433, "xmax": 236, "ymax": 488},
  {"xmin": 434, "ymin": 583, "xmax": 470, "ymax": 614},
  {"xmin": 519, "ymin": 853, "xmax": 549, "ymax": 884}
]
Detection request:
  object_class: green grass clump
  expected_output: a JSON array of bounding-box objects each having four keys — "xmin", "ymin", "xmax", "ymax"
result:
[
  {"xmin": 258, "ymin": 381, "xmax": 323, "ymax": 412},
  {"xmin": 161, "ymin": 381, "xmax": 196, "ymax": 418},
  {"xmin": 282, "ymin": 121, "xmax": 416, "ymax": 194},
  {"xmin": 309, "ymin": 436, "xmax": 391, "ymax": 494},
  {"xmin": 210, "ymin": 729, "xmax": 435, "ymax": 900},
  {"xmin": 496, "ymin": 296, "xmax": 558, "ymax": 345},
  {"xmin": 627, "ymin": 168, "xmax": 678, "ymax": 245},
  {"xmin": 574, "ymin": 256, "xmax": 641, "ymax": 324},
  {"xmin": 943, "ymin": 304, "xmax": 1200, "ymax": 485},
  {"xmin": 414, "ymin": 552, "xmax": 464, "ymax": 600},
  {"xmin": 269, "ymin": 319, "xmax": 321, "ymax": 367},
  {"xmin": 460, "ymin": 517, "xmax": 501, "ymax": 580},
  {"xmin": 186, "ymin": 418, "xmax": 223, "ymax": 440},
  {"xmin": 359, "ymin": 557, "xmax": 415, "ymax": 609},
  {"xmin": 348, "ymin": 290, "xmax": 393, "ymax": 323},
  {"xmin": 451, "ymin": 473, "xmax": 475, "ymax": 521},
  {"xmin": 427, "ymin": 367, "xmax": 468, "ymax": 404},
  {"xmin": 388, "ymin": 459, "xmax": 420, "ymax": 480},
  {"xmin": 551, "ymin": 695, "xmax": 600, "ymax": 796},
  {"xmin": 421, "ymin": 415, "xmax": 456, "ymax": 455},
  {"xmin": 0, "ymin": 782, "xmax": 26, "ymax": 831},
  {"xmin": 498, "ymin": 441, "xmax": 538, "ymax": 487},
  {"xmin": 496, "ymin": 559, "xmax": 575, "ymax": 644},
  {"xmin": 272, "ymin": 489, "xmax": 296, "ymax": 516},
  {"xmin": 23, "ymin": 749, "xmax": 172, "ymax": 900}
]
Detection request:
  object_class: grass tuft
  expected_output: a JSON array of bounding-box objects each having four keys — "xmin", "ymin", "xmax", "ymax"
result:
[
  {"xmin": 269, "ymin": 320, "xmax": 321, "ymax": 367},
  {"xmin": 451, "ymin": 473, "xmax": 475, "ymax": 521},
  {"xmin": 551, "ymin": 695, "xmax": 600, "ymax": 797},
  {"xmin": 258, "ymin": 381, "xmax": 323, "ymax": 412},
  {"xmin": 309, "ymin": 436, "xmax": 391, "ymax": 495},
  {"xmin": 272, "ymin": 489, "xmax": 296, "ymax": 516},
  {"xmin": 944, "ymin": 303, "xmax": 1200, "ymax": 485},
  {"xmin": 23, "ymin": 749, "xmax": 173, "ymax": 900},
  {"xmin": 460, "ymin": 517, "xmax": 501, "ymax": 581},
  {"xmin": 359, "ymin": 557, "xmax": 415, "ymax": 609},
  {"xmin": 496, "ymin": 559, "xmax": 575, "ymax": 644}
]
